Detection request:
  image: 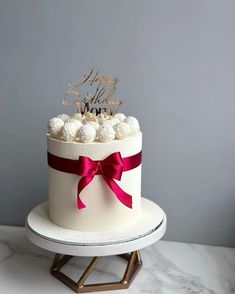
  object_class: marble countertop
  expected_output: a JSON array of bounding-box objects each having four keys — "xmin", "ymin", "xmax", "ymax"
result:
[{"xmin": 0, "ymin": 225, "xmax": 234, "ymax": 294}]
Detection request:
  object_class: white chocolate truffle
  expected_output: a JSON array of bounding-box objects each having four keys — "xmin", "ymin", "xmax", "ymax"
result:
[
  {"xmin": 78, "ymin": 124, "xmax": 96, "ymax": 143},
  {"xmin": 60, "ymin": 122, "xmax": 77, "ymax": 141},
  {"xmin": 85, "ymin": 120, "xmax": 100, "ymax": 130},
  {"xmin": 113, "ymin": 113, "xmax": 126, "ymax": 122},
  {"xmin": 114, "ymin": 122, "xmax": 131, "ymax": 140},
  {"xmin": 97, "ymin": 124, "xmax": 115, "ymax": 142},
  {"xmin": 72, "ymin": 113, "xmax": 84, "ymax": 121},
  {"xmin": 100, "ymin": 117, "xmax": 119, "ymax": 127},
  {"xmin": 100, "ymin": 119, "xmax": 112, "ymax": 126},
  {"xmin": 47, "ymin": 117, "xmax": 64, "ymax": 138},
  {"xmin": 109, "ymin": 117, "xmax": 120, "ymax": 126},
  {"xmin": 57, "ymin": 113, "xmax": 70, "ymax": 122},
  {"xmin": 66, "ymin": 118, "xmax": 83, "ymax": 131},
  {"xmin": 124, "ymin": 116, "xmax": 140, "ymax": 134}
]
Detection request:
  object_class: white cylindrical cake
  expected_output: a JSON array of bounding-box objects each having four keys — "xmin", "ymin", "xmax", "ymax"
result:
[{"xmin": 47, "ymin": 132, "xmax": 142, "ymax": 231}]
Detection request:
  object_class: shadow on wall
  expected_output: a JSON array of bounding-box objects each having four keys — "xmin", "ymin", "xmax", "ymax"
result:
[{"xmin": 0, "ymin": 177, "xmax": 47, "ymax": 226}]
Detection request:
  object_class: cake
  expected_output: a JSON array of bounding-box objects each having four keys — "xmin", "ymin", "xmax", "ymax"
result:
[{"xmin": 47, "ymin": 70, "xmax": 143, "ymax": 232}]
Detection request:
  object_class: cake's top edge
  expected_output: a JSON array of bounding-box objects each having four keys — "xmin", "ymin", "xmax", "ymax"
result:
[{"xmin": 47, "ymin": 112, "xmax": 141, "ymax": 144}]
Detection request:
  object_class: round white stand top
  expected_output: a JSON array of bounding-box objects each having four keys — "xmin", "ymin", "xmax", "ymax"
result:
[{"xmin": 26, "ymin": 198, "xmax": 167, "ymax": 256}]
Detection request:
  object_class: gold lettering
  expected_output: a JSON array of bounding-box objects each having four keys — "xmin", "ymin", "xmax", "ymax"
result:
[
  {"xmin": 62, "ymin": 70, "xmax": 123, "ymax": 115},
  {"xmin": 79, "ymin": 68, "xmax": 94, "ymax": 85}
]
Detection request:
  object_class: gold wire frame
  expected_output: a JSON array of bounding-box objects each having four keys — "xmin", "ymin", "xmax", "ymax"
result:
[{"xmin": 50, "ymin": 251, "xmax": 142, "ymax": 293}]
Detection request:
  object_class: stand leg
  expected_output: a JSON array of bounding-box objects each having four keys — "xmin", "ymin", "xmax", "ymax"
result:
[
  {"xmin": 50, "ymin": 251, "xmax": 142, "ymax": 293},
  {"xmin": 121, "ymin": 251, "xmax": 137, "ymax": 284},
  {"xmin": 77, "ymin": 257, "xmax": 100, "ymax": 289}
]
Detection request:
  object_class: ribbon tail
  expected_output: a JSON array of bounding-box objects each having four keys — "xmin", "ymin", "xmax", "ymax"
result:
[
  {"xmin": 77, "ymin": 176, "xmax": 94, "ymax": 209},
  {"xmin": 103, "ymin": 177, "xmax": 133, "ymax": 208}
]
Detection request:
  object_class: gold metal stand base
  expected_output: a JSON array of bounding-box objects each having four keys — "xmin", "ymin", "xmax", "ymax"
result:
[{"xmin": 50, "ymin": 251, "xmax": 142, "ymax": 293}]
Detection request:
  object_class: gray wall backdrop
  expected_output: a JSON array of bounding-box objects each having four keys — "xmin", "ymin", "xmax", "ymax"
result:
[{"xmin": 1, "ymin": 0, "xmax": 235, "ymax": 247}]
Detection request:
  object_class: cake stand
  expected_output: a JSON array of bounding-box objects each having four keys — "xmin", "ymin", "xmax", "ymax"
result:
[{"xmin": 25, "ymin": 198, "xmax": 167, "ymax": 293}]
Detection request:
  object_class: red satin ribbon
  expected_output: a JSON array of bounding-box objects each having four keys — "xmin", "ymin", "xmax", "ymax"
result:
[{"xmin": 47, "ymin": 151, "xmax": 142, "ymax": 209}]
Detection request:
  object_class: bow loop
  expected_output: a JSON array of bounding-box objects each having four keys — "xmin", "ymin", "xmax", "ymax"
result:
[
  {"xmin": 77, "ymin": 156, "xmax": 98, "ymax": 177},
  {"xmin": 101, "ymin": 152, "xmax": 123, "ymax": 180}
]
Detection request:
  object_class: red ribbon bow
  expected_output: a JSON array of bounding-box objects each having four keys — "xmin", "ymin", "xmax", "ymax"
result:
[
  {"xmin": 47, "ymin": 151, "xmax": 142, "ymax": 210},
  {"xmin": 76, "ymin": 152, "xmax": 132, "ymax": 209}
]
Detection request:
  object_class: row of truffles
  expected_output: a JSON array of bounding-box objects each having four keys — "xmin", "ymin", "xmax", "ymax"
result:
[{"xmin": 47, "ymin": 112, "xmax": 140, "ymax": 143}]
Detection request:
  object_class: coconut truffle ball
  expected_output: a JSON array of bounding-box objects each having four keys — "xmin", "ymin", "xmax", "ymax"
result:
[
  {"xmin": 72, "ymin": 113, "xmax": 84, "ymax": 121},
  {"xmin": 100, "ymin": 116, "xmax": 119, "ymax": 127},
  {"xmin": 114, "ymin": 122, "xmax": 131, "ymax": 140},
  {"xmin": 47, "ymin": 117, "xmax": 64, "ymax": 138},
  {"xmin": 66, "ymin": 118, "xmax": 83, "ymax": 131},
  {"xmin": 78, "ymin": 124, "xmax": 96, "ymax": 143},
  {"xmin": 100, "ymin": 119, "xmax": 112, "ymax": 126},
  {"xmin": 85, "ymin": 120, "xmax": 100, "ymax": 130},
  {"xmin": 113, "ymin": 113, "xmax": 126, "ymax": 122},
  {"xmin": 109, "ymin": 117, "xmax": 120, "ymax": 127},
  {"xmin": 57, "ymin": 113, "xmax": 70, "ymax": 122},
  {"xmin": 97, "ymin": 124, "xmax": 115, "ymax": 142},
  {"xmin": 60, "ymin": 122, "xmax": 77, "ymax": 141},
  {"xmin": 124, "ymin": 116, "xmax": 140, "ymax": 134}
]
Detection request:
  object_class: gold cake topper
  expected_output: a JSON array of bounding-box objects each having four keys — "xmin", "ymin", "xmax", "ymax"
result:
[{"xmin": 62, "ymin": 69, "xmax": 123, "ymax": 115}]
